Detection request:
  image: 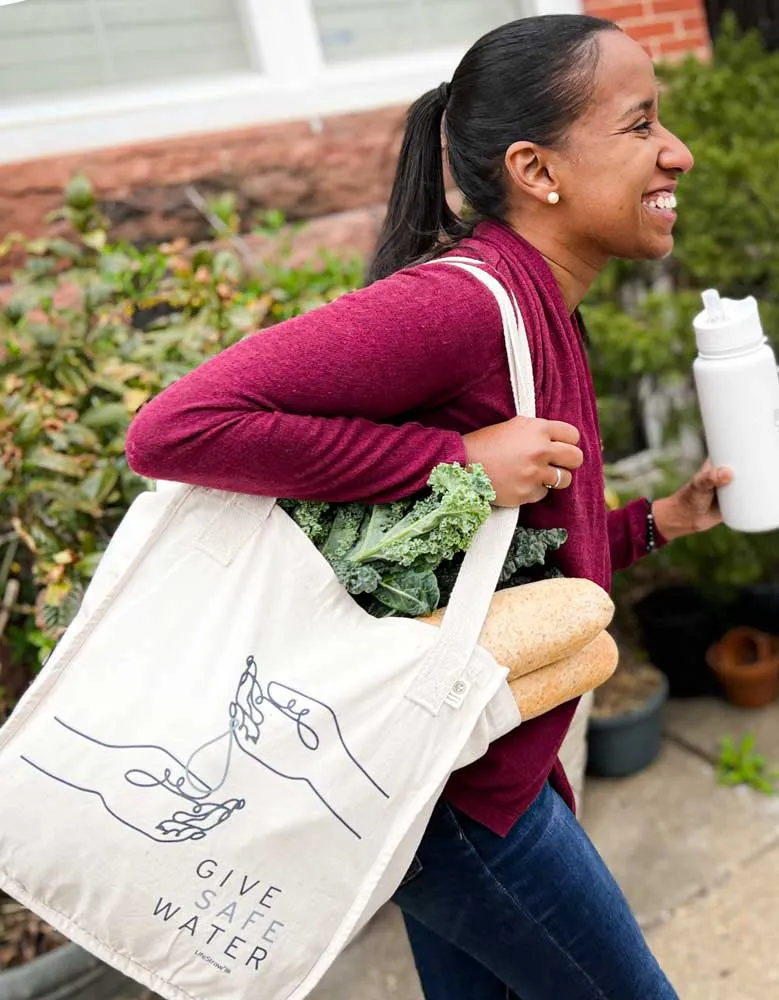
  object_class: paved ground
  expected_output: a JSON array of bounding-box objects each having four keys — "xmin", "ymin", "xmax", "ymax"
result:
[
  {"xmin": 124, "ymin": 696, "xmax": 779, "ymax": 999},
  {"xmin": 309, "ymin": 696, "xmax": 779, "ymax": 1000}
]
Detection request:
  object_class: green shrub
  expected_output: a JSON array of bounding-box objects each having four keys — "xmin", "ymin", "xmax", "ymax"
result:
[{"xmin": 0, "ymin": 177, "xmax": 362, "ymax": 719}]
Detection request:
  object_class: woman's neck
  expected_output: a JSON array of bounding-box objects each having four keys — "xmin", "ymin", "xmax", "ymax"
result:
[{"xmin": 504, "ymin": 217, "xmax": 605, "ymax": 315}]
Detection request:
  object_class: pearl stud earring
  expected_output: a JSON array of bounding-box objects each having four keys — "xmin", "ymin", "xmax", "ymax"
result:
[{"xmin": 547, "ymin": 192, "xmax": 560, "ymax": 205}]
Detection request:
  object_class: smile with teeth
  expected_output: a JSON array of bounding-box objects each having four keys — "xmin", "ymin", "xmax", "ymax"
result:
[{"xmin": 642, "ymin": 192, "xmax": 677, "ymax": 211}]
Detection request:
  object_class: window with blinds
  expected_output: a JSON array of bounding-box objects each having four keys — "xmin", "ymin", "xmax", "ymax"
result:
[
  {"xmin": 312, "ymin": 0, "xmax": 533, "ymax": 63},
  {"xmin": 0, "ymin": 0, "xmax": 254, "ymax": 102}
]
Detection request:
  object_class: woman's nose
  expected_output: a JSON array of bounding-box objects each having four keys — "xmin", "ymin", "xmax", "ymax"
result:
[{"xmin": 659, "ymin": 126, "xmax": 694, "ymax": 174}]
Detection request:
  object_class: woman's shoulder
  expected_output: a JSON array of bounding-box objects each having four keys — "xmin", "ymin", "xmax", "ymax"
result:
[{"xmin": 329, "ymin": 254, "xmax": 510, "ymax": 358}]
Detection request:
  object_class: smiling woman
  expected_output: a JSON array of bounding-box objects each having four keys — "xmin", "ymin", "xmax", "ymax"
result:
[
  {"xmin": 124, "ymin": 14, "xmax": 729, "ymax": 1000},
  {"xmin": 497, "ymin": 29, "xmax": 695, "ymax": 282}
]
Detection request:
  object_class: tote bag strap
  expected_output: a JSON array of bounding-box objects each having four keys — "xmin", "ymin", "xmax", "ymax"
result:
[{"xmin": 406, "ymin": 258, "xmax": 537, "ymax": 714}]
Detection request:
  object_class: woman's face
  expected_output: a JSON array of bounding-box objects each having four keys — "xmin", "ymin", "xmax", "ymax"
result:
[{"xmin": 552, "ymin": 30, "xmax": 694, "ymax": 264}]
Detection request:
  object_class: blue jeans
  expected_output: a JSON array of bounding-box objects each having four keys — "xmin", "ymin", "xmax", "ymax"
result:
[{"xmin": 392, "ymin": 783, "xmax": 678, "ymax": 1000}]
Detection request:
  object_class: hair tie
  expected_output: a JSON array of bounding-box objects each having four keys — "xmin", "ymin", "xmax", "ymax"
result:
[{"xmin": 436, "ymin": 81, "xmax": 451, "ymax": 109}]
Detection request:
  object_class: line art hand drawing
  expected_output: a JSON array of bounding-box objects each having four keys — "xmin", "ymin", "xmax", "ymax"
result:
[
  {"xmin": 21, "ymin": 717, "xmax": 245, "ymax": 843},
  {"xmin": 229, "ymin": 655, "xmax": 388, "ymax": 837},
  {"xmin": 21, "ymin": 653, "xmax": 388, "ymax": 842}
]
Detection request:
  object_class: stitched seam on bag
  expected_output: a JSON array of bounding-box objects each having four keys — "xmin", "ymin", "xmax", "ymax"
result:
[
  {"xmin": 442, "ymin": 805, "xmax": 611, "ymax": 1000},
  {"xmin": 194, "ymin": 495, "xmax": 270, "ymax": 565},
  {"xmin": 0, "ymin": 870, "xmax": 195, "ymax": 1000},
  {"xmin": 313, "ymin": 675, "xmax": 512, "ymax": 996}
]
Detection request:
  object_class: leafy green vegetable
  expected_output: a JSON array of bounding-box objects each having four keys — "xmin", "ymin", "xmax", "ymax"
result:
[
  {"xmin": 351, "ymin": 463, "xmax": 495, "ymax": 567},
  {"xmin": 499, "ymin": 526, "xmax": 568, "ymax": 587},
  {"xmin": 374, "ymin": 568, "xmax": 441, "ymax": 617},
  {"xmin": 281, "ymin": 462, "xmax": 568, "ymax": 617}
]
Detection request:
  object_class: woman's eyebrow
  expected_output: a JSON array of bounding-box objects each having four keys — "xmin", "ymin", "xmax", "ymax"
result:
[{"xmin": 619, "ymin": 97, "xmax": 656, "ymax": 121}]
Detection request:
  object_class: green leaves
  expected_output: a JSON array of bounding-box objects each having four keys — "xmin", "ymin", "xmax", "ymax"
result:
[
  {"xmin": 65, "ymin": 174, "xmax": 96, "ymax": 212},
  {"xmin": 716, "ymin": 733, "xmax": 779, "ymax": 795},
  {"xmin": 1, "ymin": 176, "xmax": 364, "ymax": 717},
  {"xmin": 282, "ymin": 463, "xmax": 522, "ymax": 618},
  {"xmin": 499, "ymin": 527, "xmax": 568, "ymax": 587},
  {"xmin": 351, "ymin": 463, "xmax": 495, "ymax": 569},
  {"xmin": 25, "ymin": 449, "xmax": 85, "ymax": 479},
  {"xmin": 374, "ymin": 568, "xmax": 440, "ymax": 617},
  {"xmin": 658, "ymin": 17, "xmax": 779, "ymax": 310}
]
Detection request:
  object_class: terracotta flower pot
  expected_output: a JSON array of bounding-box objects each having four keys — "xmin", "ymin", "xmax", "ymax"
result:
[{"xmin": 706, "ymin": 627, "xmax": 779, "ymax": 709}]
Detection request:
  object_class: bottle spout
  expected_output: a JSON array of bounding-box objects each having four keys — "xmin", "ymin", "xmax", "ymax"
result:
[{"xmin": 702, "ymin": 288, "xmax": 726, "ymax": 323}]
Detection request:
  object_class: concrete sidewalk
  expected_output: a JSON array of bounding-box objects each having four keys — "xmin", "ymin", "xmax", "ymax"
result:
[{"xmin": 309, "ymin": 697, "xmax": 779, "ymax": 1000}]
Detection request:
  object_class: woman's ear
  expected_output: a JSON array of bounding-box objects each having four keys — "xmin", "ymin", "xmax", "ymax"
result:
[{"xmin": 504, "ymin": 141, "xmax": 559, "ymax": 206}]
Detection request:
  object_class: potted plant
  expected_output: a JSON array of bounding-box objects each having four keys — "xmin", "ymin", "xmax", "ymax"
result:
[{"xmin": 587, "ymin": 645, "xmax": 669, "ymax": 779}]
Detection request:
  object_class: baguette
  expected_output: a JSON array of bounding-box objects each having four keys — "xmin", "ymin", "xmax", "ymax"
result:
[
  {"xmin": 418, "ymin": 577, "xmax": 614, "ymax": 681},
  {"xmin": 509, "ymin": 629, "xmax": 619, "ymax": 720}
]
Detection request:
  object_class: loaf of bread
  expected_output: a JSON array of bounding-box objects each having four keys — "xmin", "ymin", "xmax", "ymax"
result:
[
  {"xmin": 418, "ymin": 577, "xmax": 615, "ymax": 681},
  {"xmin": 508, "ymin": 629, "xmax": 619, "ymax": 720}
]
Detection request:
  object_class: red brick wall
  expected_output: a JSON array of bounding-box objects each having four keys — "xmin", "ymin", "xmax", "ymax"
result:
[
  {"xmin": 584, "ymin": 0, "xmax": 712, "ymax": 61},
  {"xmin": 0, "ymin": 105, "xmax": 406, "ymax": 247}
]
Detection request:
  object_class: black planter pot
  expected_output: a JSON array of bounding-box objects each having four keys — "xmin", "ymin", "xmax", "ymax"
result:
[
  {"xmin": 633, "ymin": 586, "xmax": 731, "ymax": 698},
  {"xmin": 0, "ymin": 942, "xmax": 132, "ymax": 1000},
  {"xmin": 586, "ymin": 674, "xmax": 668, "ymax": 778},
  {"xmin": 732, "ymin": 584, "xmax": 779, "ymax": 636}
]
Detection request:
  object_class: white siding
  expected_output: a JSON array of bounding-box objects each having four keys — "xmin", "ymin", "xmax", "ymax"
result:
[{"xmin": 313, "ymin": 0, "xmax": 533, "ymax": 62}]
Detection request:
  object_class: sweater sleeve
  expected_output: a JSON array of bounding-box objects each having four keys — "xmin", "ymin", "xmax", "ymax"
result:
[
  {"xmin": 607, "ymin": 498, "xmax": 669, "ymax": 573},
  {"xmin": 125, "ymin": 264, "xmax": 503, "ymax": 503}
]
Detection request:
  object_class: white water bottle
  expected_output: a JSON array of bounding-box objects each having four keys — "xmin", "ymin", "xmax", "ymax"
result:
[{"xmin": 692, "ymin": 289, "xmax": 779, "ymax": 533}]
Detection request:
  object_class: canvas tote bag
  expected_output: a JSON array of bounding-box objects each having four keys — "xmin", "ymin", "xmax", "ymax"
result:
[{"xmin": 0, "ymin": 259, "xmax": 534, "ymax": 1000}]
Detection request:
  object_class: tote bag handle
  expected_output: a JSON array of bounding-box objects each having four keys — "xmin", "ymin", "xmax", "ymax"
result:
[{"xmin": 406, "ymin": 259, "xmax": 537, "ymax": 713}]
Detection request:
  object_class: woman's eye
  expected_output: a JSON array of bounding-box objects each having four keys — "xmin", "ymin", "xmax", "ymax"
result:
[{"xmin": 633, "ymin": 120, "xmax": 653, "ymax": 134}]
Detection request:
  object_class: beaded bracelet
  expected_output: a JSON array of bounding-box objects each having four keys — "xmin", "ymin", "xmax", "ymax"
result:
[{"xmin": 645, "ymin": 498, "xmax": 656, "ymax": 554}]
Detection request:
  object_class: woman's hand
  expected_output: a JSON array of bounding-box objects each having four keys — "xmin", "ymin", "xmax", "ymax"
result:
[
  {"xmin": 652, "ymin": 460, "xmax": 734, "ymax": 541},
  {"xmin": 462, "ymin": 415, "xmax": 584, "ymax": 507}
]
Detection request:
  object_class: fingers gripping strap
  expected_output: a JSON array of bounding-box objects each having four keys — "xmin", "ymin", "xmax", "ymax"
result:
[{"xmin": 407, "ymin": 259, "xmax": 536, "ymax": 713}]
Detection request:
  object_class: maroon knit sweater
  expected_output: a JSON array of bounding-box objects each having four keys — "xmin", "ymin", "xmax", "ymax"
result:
[{"xmin": 126, "ymin": 220, "xmax": 657, "ymax": 836}]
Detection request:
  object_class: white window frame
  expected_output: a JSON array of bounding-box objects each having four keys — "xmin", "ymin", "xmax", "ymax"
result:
[{"xmin": 0, "ymin": 0, "xmax": 580, "ymax": 165}]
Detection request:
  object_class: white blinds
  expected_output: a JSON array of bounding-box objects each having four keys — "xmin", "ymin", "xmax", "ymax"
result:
[
  {"xmin": 312, "ymin": 0, "xmax": 532, "ymax": 62},
  {"xmin": 0, "ymin": 0, "xmax": 253, "ymax": 101}
]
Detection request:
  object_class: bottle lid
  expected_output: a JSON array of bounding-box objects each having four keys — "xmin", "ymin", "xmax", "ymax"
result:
[{"xmin": 693, "ymin": 289, "xmax": 765, "ymax": 356}]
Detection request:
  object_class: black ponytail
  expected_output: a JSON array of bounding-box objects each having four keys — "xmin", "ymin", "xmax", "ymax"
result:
[
  {"xmin": 367, "ymin": 14, "xmax": 619, "ymax": 284},
  {"xmin": 368, "ymin": 86, "xmax": 467, "ymax": 285}
]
